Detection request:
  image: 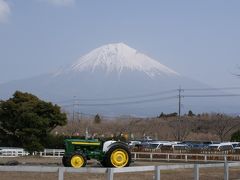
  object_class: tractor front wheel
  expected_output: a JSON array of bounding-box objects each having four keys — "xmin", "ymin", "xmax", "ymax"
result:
[
  {"xmin": 62, "ymin": 156, "xmax": 70, "ymax": 167},
  {"xmin": 69, "ymin": 153, "xmax": 87, "ymax": 168}
]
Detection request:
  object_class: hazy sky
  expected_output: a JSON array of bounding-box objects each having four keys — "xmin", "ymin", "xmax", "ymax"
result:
[{"xmin": 0, "ymin": 0, "xmax": 240, "ymax": 87}]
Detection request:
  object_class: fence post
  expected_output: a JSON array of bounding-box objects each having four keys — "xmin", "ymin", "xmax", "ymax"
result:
[
  {"xmin": 194, "ymin": 164, "xmax": 199, "ymax": 180},
  {"xmin": 107, "ymin": 168, "xmax": 114, "ymax": 180},
  {"xmin": 150, "ymin": 153, "xmax": 153, "ymax": 161},
  {"xmin": 204, "ymin": 155, "xmax": 207, "ymax": 162},
  {"xmin": 58, "ymin": 167, "xmax": 64, "ymax": 180},
  {"xmin": 224, "ymin": 155, "xmax": 226, "ymax": 162},
  {"xmin": 224, "ymin": 162, "xmax": 229, "ymax": 180},
  {"xmin": 155, "ymin": 166, "xmax": 161, "ymax": 180}
]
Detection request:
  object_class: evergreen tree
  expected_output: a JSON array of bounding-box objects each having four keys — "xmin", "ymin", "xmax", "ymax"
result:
[
  {"xmin": 231, "ymin": 130, "xmax": 240, "ymax": 142},
  {"xmin": 188, "ymin": 110, "xmax": 195, "ymax": 117},
  {"xmin": 94, "ymin": 114, "xmax": 101, "ymax": 124},
  {"xmin": 0, "ymin": 91, "xmax": 67, "ymax": 152}
]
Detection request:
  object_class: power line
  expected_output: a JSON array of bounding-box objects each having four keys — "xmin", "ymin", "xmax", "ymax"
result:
[
  {"xmin": 184, "ymin": 87, "xmax": 240, "ymax": 91},
  {"xmin": 184, "ymin": 94, "xmax": 240, "ymax": 98},
  {"xmin": 61, "ymin": 96, "xmax": 177, "ymax": 107},
  {"xmin": 77, "ymin": 96, "xmax": 177, "ymax": 106},
  {"xmin": 55, "ymin": 89, "xmax": 177, "ymax": 103},
  {"xmin": 55, "ymin": 86, "xmax": 240, "ymax": 104},
  {"xmin": 58, "ymin": 86, "xmax": 240, "ymax": 109}
]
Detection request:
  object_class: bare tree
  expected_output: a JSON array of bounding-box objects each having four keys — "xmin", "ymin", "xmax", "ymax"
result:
[
  {"xmin": 168, "ymin": 118, "xmax": 192, "ymax": 141},
  {"xmin": 212, "ymin": 114, "xmax": 240, "ymax": 141}
]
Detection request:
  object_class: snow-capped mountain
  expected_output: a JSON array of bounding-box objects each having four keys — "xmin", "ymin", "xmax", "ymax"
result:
[
  {"xmin": 56, "ymin": 43, "xmax": 179, "ymax": 78},
  {"xmin": 0, "ymin": 43, "xmax": 239, "ymax": 116}
]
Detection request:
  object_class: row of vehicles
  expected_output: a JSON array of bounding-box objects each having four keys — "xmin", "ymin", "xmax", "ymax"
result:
[{"xmin": 129, "ymin": 140, "xmax": 240, "ymax": 153}]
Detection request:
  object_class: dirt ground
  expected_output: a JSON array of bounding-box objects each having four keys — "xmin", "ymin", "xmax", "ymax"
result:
[{"xmin": 0, "ymin": 157, "xmax": 240, "ymax": 180}]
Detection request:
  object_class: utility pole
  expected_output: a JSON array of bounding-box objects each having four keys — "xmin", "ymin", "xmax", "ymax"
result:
[
  {"xmin": 177, "ymin": 86, "xmax": 183, "ymax": 141},
  {"xmin": 72, "ymin": 96, "xmax": 76, "ymax": 122},
  {"xmin": 178, "ymin": 87, "xmax": 182, "ymax": 118},
  {"xmin": 72, "ymin": 103, "xmax": 75, "ymax": 121},
  {"xmin": 85, "ymin": 127, "xmax": 89, "ymax": 140},
  {"xmin": 77, "ymin": 102, "xmax": 80, "ymax": 122}
]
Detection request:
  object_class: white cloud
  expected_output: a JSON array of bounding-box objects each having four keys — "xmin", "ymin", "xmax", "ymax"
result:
[
  {"xmin": 40, "ymin": 0, "xmax": 75, "ymax": 7},
  {"xmin": 0, "ymin": 0, "xmax": 10, "ymax": 23}
]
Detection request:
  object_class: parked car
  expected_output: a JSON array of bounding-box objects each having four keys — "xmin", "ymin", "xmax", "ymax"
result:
[
  {"xmin": 142, "ymin": 136, "xmax": 153, "ymax": 141},
  {"xmin": 172, "ymin": 143, "xmax": 190, "ymax": 151},
  {"xmin": 139, "ymin": 141, "xmax": 173, "ymax": 150},
  {"xmin": 161, "ymin": 142, "xmax": 179, "ymax": 151},
  {"xmin": 230, "ymin": 142, "xmax": 240, "ymax": 148},
  {"xmin": 230, "ymin": 142, "xmax": 240, "ymax": 153},
  {"xmin": 148, "ymin": 143, "xmax": 162, "ymax": 149},
  {"xmin": 208, "ymin": 142, "xmax": 233, "ymax": 152},
  {"xmin": 128, "ymin": 141, "xmax": 141, "ymax": 148}
]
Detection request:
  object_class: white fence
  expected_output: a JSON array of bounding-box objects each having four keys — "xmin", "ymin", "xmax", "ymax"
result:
[
  {"xmin": 132, "ymin": 152, "xmax": 240, "ymax": 162},
  {"xmin": 0, "ymin": 148, "xmax": 64, "ymax": 157},
  {"xmin": 39, "ymin": 149, "xmax": 65, "ymax": 157},
  {"xmin": 2, "ymin": 148, "xmax": 240, "ymax": 163},
  {"xmin": 0, "ymin": 148, "xmax": 29, "ymax": 157},
  {"xmin": 0, "ymin": 162, "xmax": 240, "ymax": 180}
]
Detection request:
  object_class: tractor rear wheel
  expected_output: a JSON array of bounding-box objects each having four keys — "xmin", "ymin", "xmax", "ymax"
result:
[
  {"xmin": 69, "ymin": 152, "xmax": 87, "ymax": 168},
  {"xmin": 103, "ymin": 143, "xmax": 131, "ymax": 168}
]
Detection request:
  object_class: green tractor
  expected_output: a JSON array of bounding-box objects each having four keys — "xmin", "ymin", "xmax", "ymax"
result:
[{"xmin": 62, "ymin": 139, "xmax": 131, "ymax": 168}]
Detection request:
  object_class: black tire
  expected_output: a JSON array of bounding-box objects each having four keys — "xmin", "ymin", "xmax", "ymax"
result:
[
  {"xmin": 62, "ymin": 155, "xmax": 71, "ymax": 167},
  {"xmin": 102, "ymin": 143, "xmax": 131, "ymax": 168},
  {"xmin": 100, "ymin": 159, "xmax": 107, "ymax": 167},
  {"xmin": 69, "ymin": 152, "xmax": 87, "ymax": 168}
]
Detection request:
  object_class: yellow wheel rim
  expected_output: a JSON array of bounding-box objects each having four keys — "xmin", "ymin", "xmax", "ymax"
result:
[
  {"xmin": 71, "ymin": 155, "xmax": 84, "ymax": 168},
  {"xmin": 110, "ymin": 149, "xmax": 129, "ymax": 168}
]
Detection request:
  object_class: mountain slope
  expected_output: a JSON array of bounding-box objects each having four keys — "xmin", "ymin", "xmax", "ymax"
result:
[{"xmin": 0, "ymin": 43, "xmax": 239, "ymax": 116}]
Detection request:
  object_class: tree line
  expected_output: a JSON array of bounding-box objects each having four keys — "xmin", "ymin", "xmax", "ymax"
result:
[{"xmin": 1, "ymin": 91, "xmax": 240, "ymax": 153}]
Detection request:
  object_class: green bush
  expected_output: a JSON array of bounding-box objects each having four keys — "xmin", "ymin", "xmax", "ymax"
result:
[{"xmin": 231, "ymin": 130, "xmax": 240, "ymax": 142}]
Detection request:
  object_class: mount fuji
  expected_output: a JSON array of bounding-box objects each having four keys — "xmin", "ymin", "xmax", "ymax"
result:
[
  {"xmin": 0, "ymin": 43, "xmax": 238, "ymax": 116},
  {"xmin": 56, "ymin": 43, "xmax": 179, "ymax": 77}
]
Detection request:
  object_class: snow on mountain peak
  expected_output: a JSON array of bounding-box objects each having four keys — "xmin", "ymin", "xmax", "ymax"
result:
[{"xmin": 60, "ymin": 43, "xmax": 180, "ymax": 78}]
